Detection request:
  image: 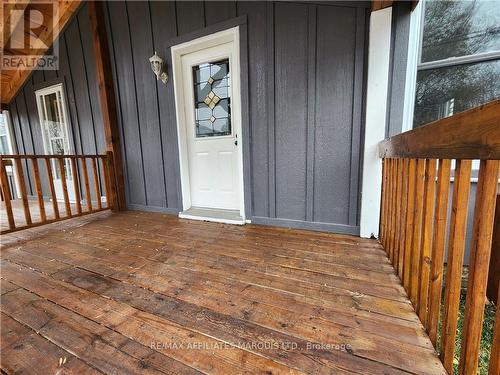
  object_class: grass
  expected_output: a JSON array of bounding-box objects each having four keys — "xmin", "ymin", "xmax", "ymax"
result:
[{"xmin": 437, "ymin": 278, "xmax": 497, "ymax": 374}]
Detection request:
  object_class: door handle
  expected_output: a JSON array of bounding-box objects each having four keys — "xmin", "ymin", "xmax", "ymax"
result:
[{"xmin": 234, "ymin": 139, "xmax": 238, "ymax": 146}]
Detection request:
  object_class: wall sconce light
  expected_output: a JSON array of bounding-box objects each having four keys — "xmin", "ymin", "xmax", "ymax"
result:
[{"xmin": 149, "ymin": 51, "xmax": 168, "ymax": 84}]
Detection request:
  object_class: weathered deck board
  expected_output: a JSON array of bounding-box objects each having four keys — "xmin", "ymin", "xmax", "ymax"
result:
[{"xmin": 0, "ymin": 211, "xmax": 446, "ymax": 374}]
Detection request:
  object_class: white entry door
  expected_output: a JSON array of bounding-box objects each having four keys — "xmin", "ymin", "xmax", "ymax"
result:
[
  {"xmin": 35, "ymin": 84, "xmax": 75, "ymax": 201},
  {"xmin": 176, "ymin": 36, "xmax": 243, "ymax": 213}
]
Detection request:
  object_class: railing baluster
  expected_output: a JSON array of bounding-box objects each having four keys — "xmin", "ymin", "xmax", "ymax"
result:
[
  {"xmin": 441, "ymin": 159, "xmax": 472, "ymax": 373},
  {"xmin": 44, "ymin": 158, "xmax": 60, "ymax": 219},
  {"xmin": 382, "ymin": 158, "xmax": 389, "ymax": 250},
  {"xmin": 410, "ymin": 159, "xmax": 426, "ymax": 306},
  {"xmin": 31, "ymin": 157, "xmax": 47, "ymax": 223},
  {"xmin": 102, "ymin": 155, "xmax": 112, "ymax": 210},
  {"xmin": 427, "ymin": 159, "xmax": 451, "ymax": 345},
  {"xmin": 458, "ymin": 160, "xmax": 500, "ymax": 375},
  {"xmin": 80, "ymin": 157, "xmax": 93, "ymax": 212},
  {"xmin": 418, "ymin": 158, "xmax": 437, "ymax": 325},
  {"xmin": 380, "ymin": 158, "xmax": 388, "ymax": 247},
  {"xmin": 91, "ymin": 157, "xmax": 102, "ymax": 210},
  {"xmin": 70, "ymin": 157, "xmax": 82, "ymax": 215},
  {"xmin": 58, "ymin": 157, "xmax": 72, "ymax": 217},
  {"xmin": 403, "ymin": 159, "xmax": 416, "ymax": 291},
  {"xmin": 385, "ymin": 158, "xmax": 391, "ymax": 250},
  {"xmin": 105, "ymin": 151, "xmax": 117, "ymax": 211},
  {"xmin": 388, "ymin": 158, "xmax": 396, "ymax": 260},
  {"xmin": 14, "ymin": 158, "xmax": 32, "ymax": 225},
  {"xmin": 393, "ymin": 158, "xmax": 402, "ymax": 269},
  {"xmin": 398, "ymin": 158, "xmax": 409, "ymax": 279},
  {"xmin": 0, "ymin": 159, "xmax": 15, "ymax": 230}
]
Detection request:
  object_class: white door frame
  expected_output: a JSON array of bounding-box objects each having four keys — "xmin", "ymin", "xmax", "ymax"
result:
[{"xmin": 171, "ymin": 27, "xmax": 245, "ymax": 220}]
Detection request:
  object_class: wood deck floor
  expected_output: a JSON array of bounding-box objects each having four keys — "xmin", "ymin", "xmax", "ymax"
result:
[{"xmin": 0, "ymin": 211, "xmax": 446, "ymax": 374}]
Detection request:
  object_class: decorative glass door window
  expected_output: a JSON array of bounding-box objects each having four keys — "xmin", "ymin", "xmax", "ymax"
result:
[
  {"xmin": 192, "ymin": 59, "xmax": 231, "ymax": 137},
  {"xmin": 35, "ymin": 84, "xmax": 75, "ymax": 201},
  {"xmin": 38, "ymin": 89, "xmax": 71, "ymax": 179}
]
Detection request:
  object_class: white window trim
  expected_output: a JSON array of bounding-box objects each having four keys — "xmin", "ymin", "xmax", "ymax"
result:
[
  {"xmin": 0, "ymin": 110, "xmax": 17, "ymax": 155},
  {"xmin": 418, "ymin": 50, "xmax": 500, "ymax": 71},
  {"xmin": 1, "ymin": 110, "xmax": 22, "ymax": 199},
  {"xmin": 401, "ymin": 0, "xmax": 423, "ymax": 132},
  {"xmin": 35, "ymin": 83, "xmax": 73, "ymax": 156},
  {"xmin": 402, "ymin": 0, "xmax": 500, "ymax": 132}
]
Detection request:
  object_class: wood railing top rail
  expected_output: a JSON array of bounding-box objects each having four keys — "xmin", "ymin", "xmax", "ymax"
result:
[{"xmin": 379, "ymin": 99, "xmax": 500, "ymax": 160}]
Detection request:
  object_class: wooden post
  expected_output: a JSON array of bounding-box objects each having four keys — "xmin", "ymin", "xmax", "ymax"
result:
[{"xmin": 88, "ymin": 1, "xmax": 126, "ymax": 210}]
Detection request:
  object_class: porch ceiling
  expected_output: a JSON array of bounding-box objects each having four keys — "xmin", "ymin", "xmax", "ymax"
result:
[{"xmin": 1, "ymin": 0, "xmax": 80, "ymax": 105}]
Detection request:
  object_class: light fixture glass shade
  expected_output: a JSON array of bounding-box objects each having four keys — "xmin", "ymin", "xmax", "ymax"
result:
[{"xmin": 149, "ymin": 51, "xmax": 168, "ymax": 84}]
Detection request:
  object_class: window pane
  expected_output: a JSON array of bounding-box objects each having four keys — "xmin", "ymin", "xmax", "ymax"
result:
[
  {"xmin": 0, "ymin": 114, "xmax": 9, "ymax": 155},
  {"xmin": 0, "ymin": 136, "xmax": 8, "ymax": 155},
  {"xmin": 192, "ymin": 59, "xmax": 231, "ymax": 138},
  {"xmin": 413, "ymin": 60, "xmax": 500, "ymax": 127},
  {"xmin": 421, "ymin": 0, "xmax": 500, "ymax": 63}
]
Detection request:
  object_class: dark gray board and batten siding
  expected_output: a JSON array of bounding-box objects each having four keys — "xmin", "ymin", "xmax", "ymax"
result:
[{"xmin": 7, "ymin": 1, "xmax": 370, "ymax": 235}]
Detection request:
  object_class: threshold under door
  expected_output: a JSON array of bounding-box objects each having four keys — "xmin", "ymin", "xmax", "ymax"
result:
[{"xmin": 179, "ymin": 207, "xmax": 244, "ymax": 225}]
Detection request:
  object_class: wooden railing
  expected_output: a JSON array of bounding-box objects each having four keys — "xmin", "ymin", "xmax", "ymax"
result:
[
  {"xmin": 0, "ymin": 151, "xmax": 117, "ymax": 234},
  {"xmin": 378, "ymin": 100, "xmax": 500, "ymax": 375}
]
